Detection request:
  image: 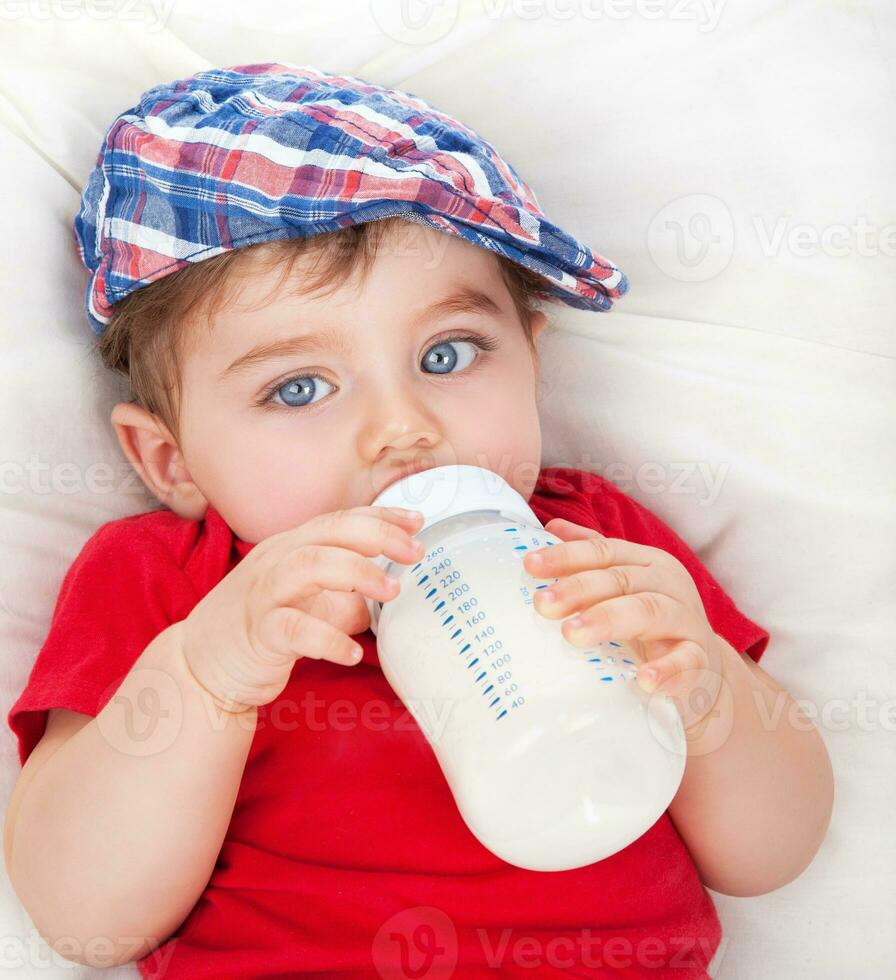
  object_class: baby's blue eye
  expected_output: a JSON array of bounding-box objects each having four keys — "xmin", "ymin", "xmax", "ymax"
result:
[
  {"xmin": 261, "ymin": 335, "xmax": 491, "ymax": 410},
  {"xmin": 270, "ymin": 375, "xmax": 335, "ymax": 409},
  {"xmin": 421, "ymin": 337, "xmax": 479, "ymax": 375}
]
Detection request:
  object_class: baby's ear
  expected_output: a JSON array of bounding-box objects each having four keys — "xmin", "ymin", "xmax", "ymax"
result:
[
  {"xmin": 529, "ymin": 310, "xmax": 548, "ymax": 381},
  {"xmin": 110, "ymin": 401, "xmax": 208, "ymax": 520}
]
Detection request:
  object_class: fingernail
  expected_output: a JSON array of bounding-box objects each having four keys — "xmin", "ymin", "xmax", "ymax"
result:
[{"xmin": 527, "ymin": 551, "xmax": 544, "ymax": 567}]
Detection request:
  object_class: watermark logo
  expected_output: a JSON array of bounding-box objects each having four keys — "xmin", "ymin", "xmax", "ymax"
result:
[
  {"xmin": 96, "ymin": 668, "xmax": 184, "ymax": 756},
  {"xmin": 647, "ymin": 193, "xmax": 736, "ymax": 282},
  {"xmin": 372, "ymin": 906, "xmax": 458, "ymax": 978},
  {"xmin": 370, "ymin": 0, "xmax": 728, "ymax": 43},
  {"xmin": 370, "ymin": 0, "xmax": 461, "ymax": 46},
  {"xmin": 647, "ymin": 194, "xmax": 896, "ymax": 281},
  {"xmin": 0, "ymin": 0, "xmax": 177, "ymax": 33},
  {"xmin": 369, "ymin": 911, "xmax": 727, "ymax": 974}
]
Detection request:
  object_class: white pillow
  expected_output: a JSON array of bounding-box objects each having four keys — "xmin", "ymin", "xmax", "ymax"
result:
[{"xmin": 0, "ymin": 4, "xmax": 892, "ymax": 978}]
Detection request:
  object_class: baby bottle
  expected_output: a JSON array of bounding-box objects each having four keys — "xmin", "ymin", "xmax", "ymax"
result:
[{"xmin": 365, "ymin": 464, "xmax": 687, "ymax": 872}]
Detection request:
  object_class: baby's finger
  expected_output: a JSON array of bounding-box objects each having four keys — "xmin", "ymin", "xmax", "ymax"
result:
[
  {"xmin": 561, "ymin": 590, "xmax": 689, "ymax": 647},
  {"xmin": 533, "ymin": 562, "xmax": 685, "ymax": 620},
  {"xmin": 636, "ymin": 639, "xmax": 708, "ymax": 693},
  {"xmin": 259, "ymin": 605, "xmax": 364, "ymax": 667},
  {"xmin": 637, "ymin": 640, "xmax": 723, "ymax": 731},
  {"xmin": 269, "ymin": 544, "xmax": 403, "ymax": 608},
  {"xmin": 524, "ymin": 533, "xmax": 656, "ymax": 578},
  {"xmin": 266, "ymin": 507, "xmax": 425, "ymax": 568}
]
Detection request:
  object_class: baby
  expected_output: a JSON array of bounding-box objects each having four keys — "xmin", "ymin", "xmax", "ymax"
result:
[{"xmin": 4, "ymin": 64, "xmax": 833, "ymax": 978}]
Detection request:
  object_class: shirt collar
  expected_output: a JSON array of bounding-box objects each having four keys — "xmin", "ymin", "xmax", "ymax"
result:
[{"xmin": 203, "ymin": 504, "xmax": 257, "ymax": 560}]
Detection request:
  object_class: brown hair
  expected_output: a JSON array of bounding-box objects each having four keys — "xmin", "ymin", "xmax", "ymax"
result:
[{"xmin": 96, "ymin": 216, "xmax": 553, "ymax": 445}]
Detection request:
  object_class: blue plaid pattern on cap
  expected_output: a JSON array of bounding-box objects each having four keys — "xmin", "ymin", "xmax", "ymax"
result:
[{"xmin": 73, "ymin": 62, "xmax": 629, "ymax": 336}]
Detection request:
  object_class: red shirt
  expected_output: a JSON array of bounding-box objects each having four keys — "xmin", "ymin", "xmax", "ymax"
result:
[{"xmin": 8, "ymin": 467, "xmax": 769, "ymax": 979}]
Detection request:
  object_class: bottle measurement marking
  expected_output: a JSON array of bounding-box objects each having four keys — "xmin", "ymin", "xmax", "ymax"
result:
[
  {"xmin": 414, "ymin": 559, "xmax": 505, "ymax": 717},
  {"xmin": 412, "ymin": 526, "xmax": 549, "ymax": 724},
  {"xmin": 502, "ymin": 527, "xmax": 555, "ymax": 547},
  {"xmin": 508, "ymin": 526, "xmax": 559, "ymax": 608},
  {"xmin": 586, "ymin": 648, "xmax": 637, "ymax": 681},
  {"xmin": 409, "ymin": 524, "xmax": 631, "ymax": 717}
]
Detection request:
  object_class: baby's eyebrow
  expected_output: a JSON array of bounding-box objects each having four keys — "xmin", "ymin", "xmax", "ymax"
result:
[{"xmin": 217, "ymin": 285, "xmax": 503, "ymax": 382}]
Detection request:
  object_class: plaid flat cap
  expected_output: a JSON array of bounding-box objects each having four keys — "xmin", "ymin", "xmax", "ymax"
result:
[{"xmin": 73, "ymin": 62, "xmax": 629, "ymax": 336}]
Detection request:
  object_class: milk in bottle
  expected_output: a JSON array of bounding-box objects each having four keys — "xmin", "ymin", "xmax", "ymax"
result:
[{"xmin": 365, "ymin": 464, "xmax": 687, "ymax": 872}]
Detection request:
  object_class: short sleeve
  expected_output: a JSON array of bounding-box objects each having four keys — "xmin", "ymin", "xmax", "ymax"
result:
[
  {"xmin": 585, "ymin": 476, "xmax": 770, "ymax": 664},
  {"xmin": 7, "ymin": 519, "xmax": 199, "ymax": 767}
]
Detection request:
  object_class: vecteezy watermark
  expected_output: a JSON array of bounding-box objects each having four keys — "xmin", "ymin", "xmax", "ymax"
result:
[
  {"xmin": 369, "ymin": 0, "xmax": 461, "ymax": 46},
  {"xmin": 0, "ymin": 0, "xmax": 177, "ymax": 32},
  {"xmin": 371, "ymin": 906, "xmax": 729, "ymax": 975},
  {"xmin": 374, "ymin": 455, "xmax": 733, "ymax": 512},
  {"xmin": 482, "ymin": 452, "xmax": 732, "ymax": 509},
  {"xmin": 0, "ymin": 455, "xmax": 147, "ymax": 496},
  {"xmin": 647, "ymin": 193, "xmax": 736, "ymax": 283},
  {"xmin": 755, "ymin": 689, "xmax": 896, "ymax": 736},
  {"xmin": 95, "ymin": 663, "xmax": 896, "ymax": 760},
  {"xmin": 97, "ymin": 668, "xmax": 185, "ymax": 757},
  {"xmin": 0, "ymin": 927, "xmax": 179, "ymax": 971},
  {"xmin": 647, "ymin": 193, "xmax": 896, "ymax": 282},
  {"xmin": 93, "ymin": 671, "xmax": 464, "ymax": 756},
  {"xmin": 751, "ymin": 213, "xmax": 896, "ymax": 260},
  {"xmin": 369, "ymin": 0, "xmax": 728, "ymax": 45},
  {"xmin": 309, "ymin": 215, "xmax": 454, "ymax": 272},
  {"xmin": 586, "ymin": 458, "xmax": 730, "ymax": 509},
  {"xmin": 481, "ymin": 0, "xmax": 727, "ymax": 32}
]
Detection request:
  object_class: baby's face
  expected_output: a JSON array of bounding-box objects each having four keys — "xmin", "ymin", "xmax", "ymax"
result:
[{"xmin": 175, "ymin": 223, "xmax": 547, "ymax": 543}]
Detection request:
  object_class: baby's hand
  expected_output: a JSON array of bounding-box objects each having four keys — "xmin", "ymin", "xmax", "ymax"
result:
[
  {"xmin": 178, "ymin": 506, "xmax": 425, "ymax": 713},
  {"xmin": 524, "ymin": 517, "xmax": 724, "ymax": 731}
]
